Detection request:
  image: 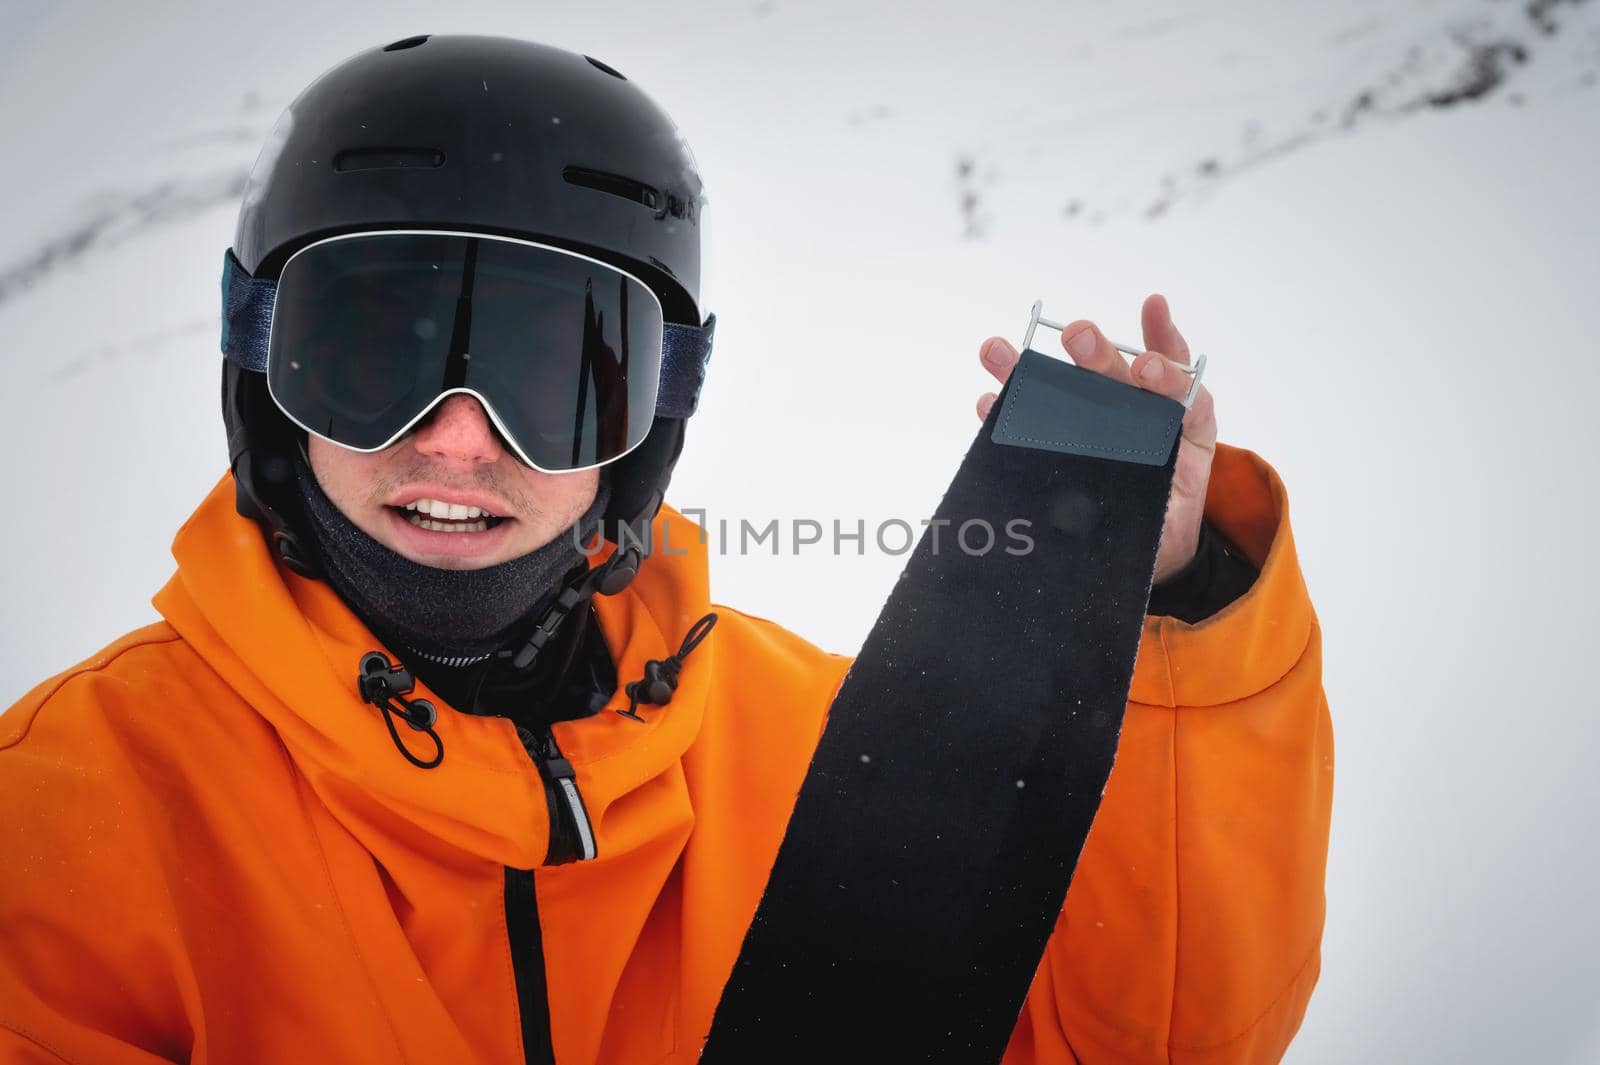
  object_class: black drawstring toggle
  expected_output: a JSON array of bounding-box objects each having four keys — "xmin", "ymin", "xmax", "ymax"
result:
[
  {"xmin": 358, "ymin": 651, "xmax": 445, "ymax": 770},
  {"xmin": 617, "ymin": 612, "xmax": 719, "ymax": 723}
]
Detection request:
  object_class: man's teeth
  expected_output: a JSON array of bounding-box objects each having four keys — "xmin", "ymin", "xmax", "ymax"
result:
[
  {"xmin": 407, "ymin": 515, "xmax": 489, "ymax": 533},
  {"xmin": 404, "ymin": 499, "xmax": 494, "ymax": 519},
  {"xmin": 401, "ymin": 498, "xmax": 496, "ymax": 533}
]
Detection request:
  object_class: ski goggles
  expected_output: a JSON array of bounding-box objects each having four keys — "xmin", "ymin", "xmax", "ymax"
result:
[{"xmin": 220, "ymin": 230, "xmax": 716, "ymax": 473}]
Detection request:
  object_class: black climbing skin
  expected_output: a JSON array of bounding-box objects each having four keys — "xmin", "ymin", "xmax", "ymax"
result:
[{"xmin": 703, "ymin": 351, "xmax": 1182, "ymax": 1063}]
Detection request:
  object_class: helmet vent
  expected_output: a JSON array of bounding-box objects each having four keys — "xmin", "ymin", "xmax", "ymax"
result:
[
  {"xmin": 563, "ymin": 165, "xmax": 659, "ymax": 209},
  {"xmin": 584, "ymin": 55, "xmax": 627, "ymax": 80},
  {"xmin": 384, "ymin": 34, "xmax": 430, "ymax": 52},
  {"xmin": 333, "ymin": 147, "xmax": 446, "ymax": 172}
]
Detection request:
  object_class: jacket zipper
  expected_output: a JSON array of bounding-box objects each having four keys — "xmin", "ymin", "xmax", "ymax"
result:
[
  {"xmin": 506, "ymin": 726, "xmax": 596, "ymax": 1065},
  {"xmin": 516, "ymin": 725, "xmax": 596, "ymax": 864},
  {"xmin": 504, "ymin": 867, "xmax": 555, "ymax": 1065}
]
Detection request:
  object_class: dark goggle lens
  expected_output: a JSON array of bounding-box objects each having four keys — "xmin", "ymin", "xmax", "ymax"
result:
[{"xmin": 266, "ymin": 231, "xmax": 663, "ymax": 472}]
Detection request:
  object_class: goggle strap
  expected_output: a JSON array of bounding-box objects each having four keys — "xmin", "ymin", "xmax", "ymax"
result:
[
  {"xmin": 219, "ymin": 248, "xmax": 717, "ymax": 418},
  {"xmin": 220, "ymin": 248, "xmax": 274, "ymax": 374},
  {"xmin": 656, "ymin": 310, "xmax": 716, "ymax": 419}
]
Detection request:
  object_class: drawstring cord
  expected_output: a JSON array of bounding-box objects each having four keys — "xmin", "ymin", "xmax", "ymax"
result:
[
  {"xmin": 357, "ymin": 609, "xmax": 719, "ymax": 766},
  {"xmin": 617, "ymin": 612, "xmax": 719, "ymax": 723},
  {"xmin": 357, "ymin": 651, "xmax": 445, "ymax": 770}
]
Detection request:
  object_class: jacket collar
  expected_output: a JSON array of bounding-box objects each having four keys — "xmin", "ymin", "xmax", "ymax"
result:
[{"xmin": 154, "ymin": 473, "xmax": 717, "ymax": 871}]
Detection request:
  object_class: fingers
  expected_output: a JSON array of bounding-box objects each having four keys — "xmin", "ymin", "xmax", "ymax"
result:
[
  {"xmin": 1141, "ymin": 293, "xmax": 1191, "ymax": 366},
  {"xmin": 979, "ymin": 336, "xmax": 1019, "ymax": 385},
  {"xmin": 975, "ymin": 303, "xmax": 1210, "ymax": 433},
  {"xmin": 1129, "ymin": 295, "xmax": 1211, "ymax": 433},
  {"xmin": 1059, "ymin": 320, "xmax": 1136, "ymax": 387},
  {"xmin": 1128, "ymin": 348, "xmax": 1199, "ymax": 407},
  {"xmin": 976, "ymin": 337, "xmax": 1016, "ymax": 419}
]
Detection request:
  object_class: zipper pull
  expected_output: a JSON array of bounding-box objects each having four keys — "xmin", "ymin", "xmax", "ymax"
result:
[
  {"xmin": 515, "ymin": 725, "xmax": 571, "ymax": 781},
  {"xmin": 516, "ymin": 725, "xmax": 596, "ymax": 864}
]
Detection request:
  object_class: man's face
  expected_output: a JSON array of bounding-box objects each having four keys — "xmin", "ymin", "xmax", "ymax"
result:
[{"xmin": 307, "ymin": 393, "xmax": 600, "ymax": 571}]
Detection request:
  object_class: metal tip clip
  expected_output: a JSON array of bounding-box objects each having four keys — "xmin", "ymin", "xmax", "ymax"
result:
[{"xmin": 1022, "ymin": 299, "xmax": 1207, "ymax": 409}]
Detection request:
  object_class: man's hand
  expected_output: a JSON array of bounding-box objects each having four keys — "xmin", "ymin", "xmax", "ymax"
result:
[{"xmin": 976, "ymin": 293, "xmax": 1218, "ymax": 584}]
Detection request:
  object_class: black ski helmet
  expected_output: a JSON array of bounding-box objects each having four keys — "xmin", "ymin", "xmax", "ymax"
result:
[{"xmin": 222, "ymin": 33, "xmax": 711, "ymax": 587}]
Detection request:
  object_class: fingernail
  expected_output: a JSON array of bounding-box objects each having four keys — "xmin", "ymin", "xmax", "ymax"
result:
[
  {"xmin": 1139, "ymin": 357, "xmax": 1162, "ymax": 383},
  {"xmin": 982, "ymin": 340, "xmax": 1004, "ymax": 365},
  {"xmin": 1066, "ymin": 327, "xmax": 1097, "ymax": 359}
]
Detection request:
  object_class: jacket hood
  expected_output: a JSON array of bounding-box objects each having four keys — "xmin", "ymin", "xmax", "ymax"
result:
[{"xmin": 153, "ymin": 472, "xmax": 718, "ymax": 873}]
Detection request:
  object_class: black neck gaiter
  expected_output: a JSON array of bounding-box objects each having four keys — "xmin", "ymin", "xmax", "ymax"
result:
[{"xmin": 291, "ymin": 447, "xmax": 612, "ymax": 666}]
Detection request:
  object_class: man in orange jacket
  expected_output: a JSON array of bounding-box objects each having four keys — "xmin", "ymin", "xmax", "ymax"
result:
[{"xmin": 0, "ymin": 34, "xmax": 1332, "ymax": 1065}]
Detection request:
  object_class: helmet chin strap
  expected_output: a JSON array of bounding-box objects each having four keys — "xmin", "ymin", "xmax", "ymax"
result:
[
  {"xmin": 504, "ymin": 548, "xmax": 634, "ymax": 673},
  {"xmin": 223, "ymin": 359, "xmax": 320, "ymax": 578},
  {"xmin": 503, "ymin": 471, "xmax": 670, "ymax": 674}
]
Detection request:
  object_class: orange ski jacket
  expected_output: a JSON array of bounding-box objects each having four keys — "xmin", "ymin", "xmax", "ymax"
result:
[{"xmin": 0, "ymin": 441, "xmax": 1332, "ymax": 1064}]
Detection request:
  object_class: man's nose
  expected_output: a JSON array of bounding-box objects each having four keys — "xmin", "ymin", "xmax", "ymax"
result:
[{"xmin": 409, "ymin": 393, "xmax": 505, "ymax": 464}]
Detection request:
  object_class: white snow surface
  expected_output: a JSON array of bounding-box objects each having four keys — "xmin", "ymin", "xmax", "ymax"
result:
[{"xmin": 1, "ymin": 2, "xmax": 1597, "ymax": 1062}]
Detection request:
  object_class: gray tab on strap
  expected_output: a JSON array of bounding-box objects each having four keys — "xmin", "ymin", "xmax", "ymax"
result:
[{"xmin": 991, "ymin": 347, "xmax": 1184, "ymax": 467}]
